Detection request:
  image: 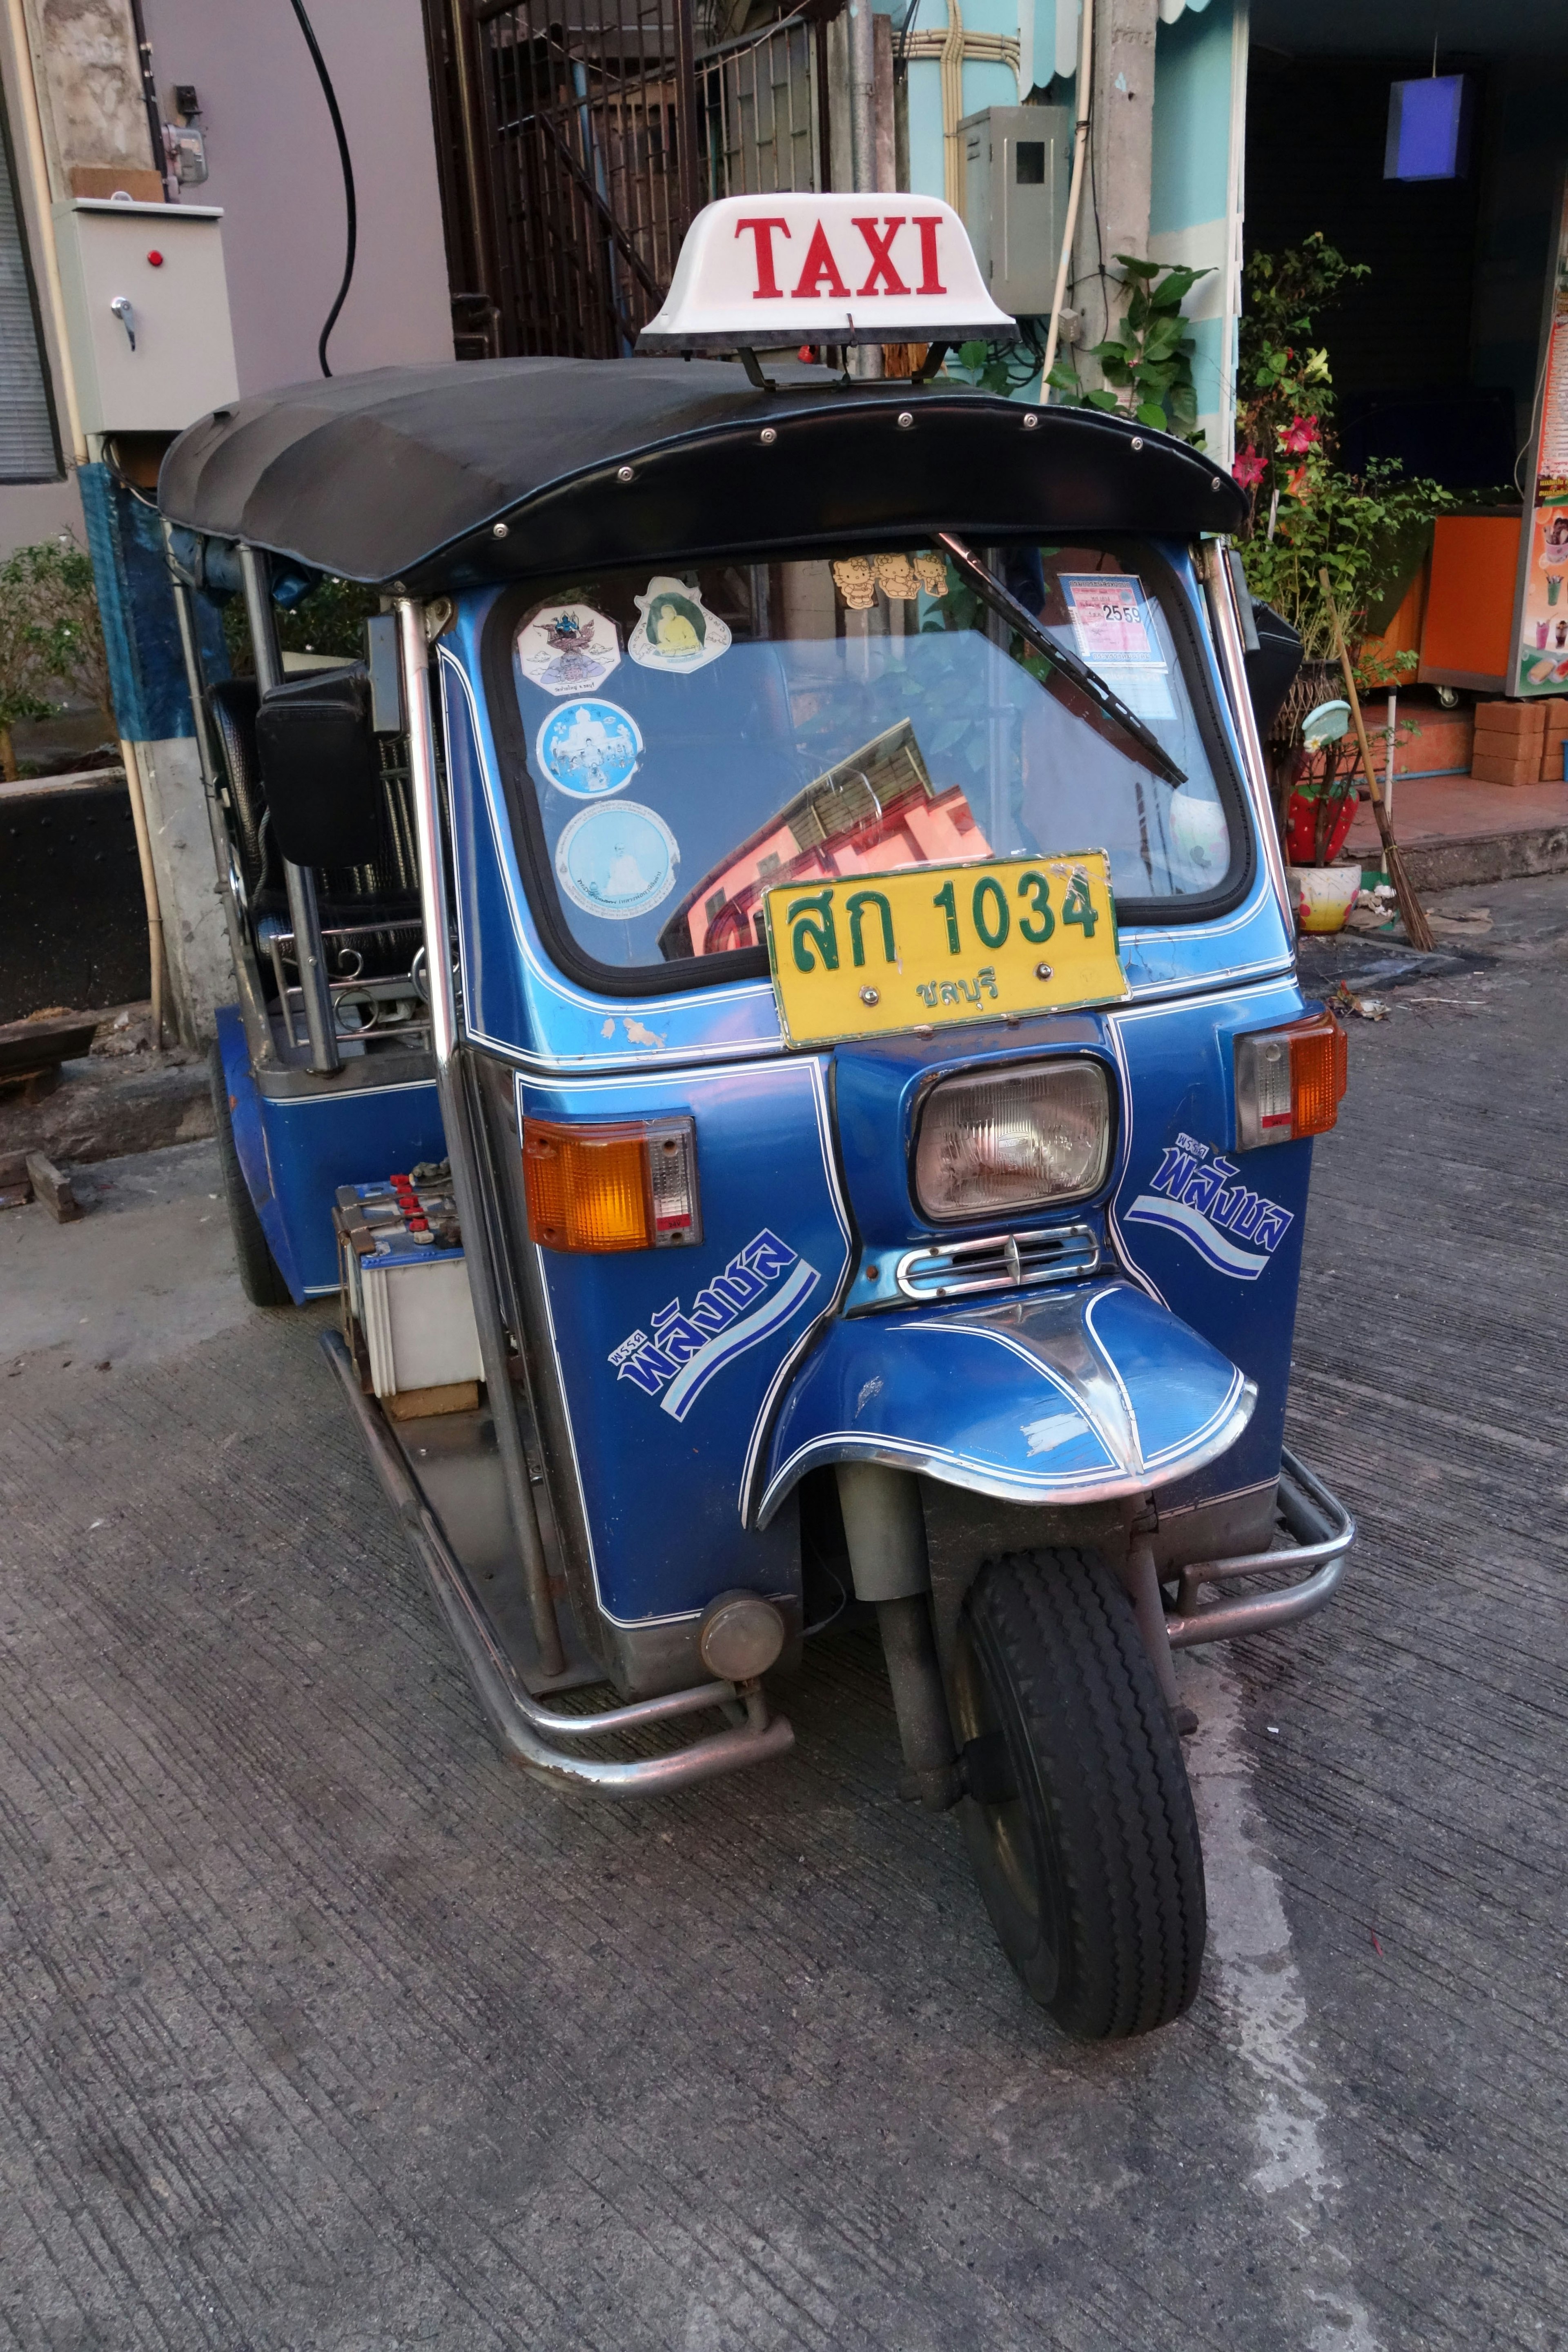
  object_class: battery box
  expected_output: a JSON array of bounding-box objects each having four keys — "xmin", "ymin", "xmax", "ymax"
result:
[{"xmin": 334, "ymin": 1165, "xmax": 483, "ymax": 1418}]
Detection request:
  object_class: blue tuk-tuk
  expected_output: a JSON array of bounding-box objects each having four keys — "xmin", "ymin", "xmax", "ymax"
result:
[{"xmin": 159, "ymin": 198, "xmax": 1352, "ymax": 2040}]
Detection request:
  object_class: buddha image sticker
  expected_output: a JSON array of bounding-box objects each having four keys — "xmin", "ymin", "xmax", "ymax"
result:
[
  {"xmin": 555, "ymin": 800, "xmax": 679, "ymax": 919},
  {"xmin": 516, "ymin": 602, "xmax": 621, "ymax": 695},
  {"xmin": 535, "ymin": 699, "xmax": 642, "ymax": 798},
  {"xmin": 629, "ymin": 576, "xmax": 731, "ymax": 674}
]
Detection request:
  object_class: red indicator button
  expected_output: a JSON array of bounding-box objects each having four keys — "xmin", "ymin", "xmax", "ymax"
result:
[{"xmin": 147, "ymin": 249, "xmax": 164, "ymax": 267}]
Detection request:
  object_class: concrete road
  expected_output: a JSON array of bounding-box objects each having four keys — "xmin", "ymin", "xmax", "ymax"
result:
[{"xmin": 2, "ymin": 880, "xmax": 1565, "ymax": 2351}]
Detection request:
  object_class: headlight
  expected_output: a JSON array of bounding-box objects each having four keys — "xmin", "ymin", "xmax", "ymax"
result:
[{"xmin": 913, "ymin": 1059, "xmax": 1111, "ymax": 1221}]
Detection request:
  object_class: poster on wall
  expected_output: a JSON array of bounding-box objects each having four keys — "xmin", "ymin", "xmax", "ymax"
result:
[{"xmin": 1512, "ymin": 169, "xmax": 1568, "ymax": 697}]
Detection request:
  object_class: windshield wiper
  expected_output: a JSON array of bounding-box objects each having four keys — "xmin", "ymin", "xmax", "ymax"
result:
[{"xmin": 936, "ymin": 533, "xmax": 1187, "ymax": 787}]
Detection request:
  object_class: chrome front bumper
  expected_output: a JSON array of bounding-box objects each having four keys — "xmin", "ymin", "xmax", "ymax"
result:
[{"xmin": 1164, "ymin": 1448, "xmax": 1355, "ymax": 1650}]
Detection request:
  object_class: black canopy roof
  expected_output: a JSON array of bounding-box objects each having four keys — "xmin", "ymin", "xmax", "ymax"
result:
[{"xmin": 158, "ymin": 356, "xmax": 1247, "ymax": 594}]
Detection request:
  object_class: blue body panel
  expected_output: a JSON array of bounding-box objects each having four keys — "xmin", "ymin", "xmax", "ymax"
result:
[
  {"xmin": 218, "ymin": 1008, "xmax": 445, "ymax": 1302},
  {"xmin": 518, "ymin": 1056, "xmax": 852, "ymax": 1623}
]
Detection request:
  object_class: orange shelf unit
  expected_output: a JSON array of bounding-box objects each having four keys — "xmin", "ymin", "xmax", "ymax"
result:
[{"xmin": 1419, "ymin": 514, "xmax": 1522, "ymax": 692}]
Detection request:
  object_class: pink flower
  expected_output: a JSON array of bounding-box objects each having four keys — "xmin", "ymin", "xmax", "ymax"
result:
[
  {"xmin": 1279, "ymin": 414, "xmax": 1320, "ymax": 454},
  {"xmin": 1232, "ymin": 447, "xmax": 1267, "ymax": 488}
]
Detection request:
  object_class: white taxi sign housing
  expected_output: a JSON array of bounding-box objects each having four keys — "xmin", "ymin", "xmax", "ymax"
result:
[{"xmin": 637, "ymin": 194, "xmax": 1016, "ymax": 352}]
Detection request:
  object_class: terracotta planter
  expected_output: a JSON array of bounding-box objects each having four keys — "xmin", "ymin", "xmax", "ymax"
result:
[{"xmin": 1290, "ymin": 864, "xmax": 1361, "ymax": 934}]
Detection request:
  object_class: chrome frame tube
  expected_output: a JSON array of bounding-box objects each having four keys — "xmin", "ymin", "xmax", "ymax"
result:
[
  {"xmin": 396, "ymin": 597, "xmax": 567, "ymax": 1678},
  {"xmin": 323, "ymin": 1332, "xmax": 793, "ymax": 1792},
  {"xmin": 1165, "ymin": 1448, "xmax": 1354, "ymax": 1649},
  {"xmin": 163, "ymin": 524, "xmax": 277, "ymax": 1061},
  {"xmin": 1201, "ymin": 540, "xmax": 1295, "ymax": 942},
  {"xmin": 238, "ymin": 543, "xmax": 341, "ymax": 1075}
]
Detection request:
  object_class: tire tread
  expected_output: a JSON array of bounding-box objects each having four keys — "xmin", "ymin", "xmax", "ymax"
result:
[{"xmin": 963, "ymin": 1546, "xmax": 1205, "ymax": 2038}]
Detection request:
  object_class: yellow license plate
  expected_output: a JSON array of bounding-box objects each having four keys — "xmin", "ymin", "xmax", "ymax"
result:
[{"xmin": 763, "ymin": 851, "xmax": 1128, "ymax": 1047}]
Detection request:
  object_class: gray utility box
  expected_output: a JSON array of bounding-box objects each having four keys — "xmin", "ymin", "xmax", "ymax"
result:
[
  {"xmin": 959, "ymin": 105, "xmax": 1071, "ymax": 320},
  {"xmin": 51, "ymin": 198, "xmax": 238, "ymax": 435}
]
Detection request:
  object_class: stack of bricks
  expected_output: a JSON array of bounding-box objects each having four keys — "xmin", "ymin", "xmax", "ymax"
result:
[{"xmin": 1470, "ymin": 698, "xmax": 1568, "ymax": 786}]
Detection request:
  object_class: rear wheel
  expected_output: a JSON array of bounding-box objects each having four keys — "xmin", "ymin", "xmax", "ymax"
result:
[
  {"xmin": 951, "ymin": 1546, "xmax": 1206, "ymax": 2039},
  {"xmin": 209, "ymin": 1043, "xmax": 293, "ymax": 1307}
]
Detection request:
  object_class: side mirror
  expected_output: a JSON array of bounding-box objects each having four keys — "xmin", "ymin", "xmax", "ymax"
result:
[{"xmin": 254, "ymin": 664, "xmax": 384, "ymax": 869}]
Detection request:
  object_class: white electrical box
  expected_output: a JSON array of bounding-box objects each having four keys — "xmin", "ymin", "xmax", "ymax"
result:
[
  {"xmin": 959, "ymin": 106, "xmax": 1072, "ymax": 319},
  {"xmin": 51, "ymin": 198, "xmax": 239, "ymax": 435}
]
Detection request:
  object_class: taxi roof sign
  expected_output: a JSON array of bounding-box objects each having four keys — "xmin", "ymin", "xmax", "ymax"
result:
[{"xmin": 637, "ymin": 194, "xmax": 1017, "ymax": 353}]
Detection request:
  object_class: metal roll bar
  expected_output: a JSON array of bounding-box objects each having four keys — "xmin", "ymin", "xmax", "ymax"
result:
[
  {"xmin": 395, "ymin": 599, "xmax": 564, "ymax": 1678},
  {"xmin": 1165, "ymin": 1448, "xmax": 1354, "ymax": 1649},
  {"xmin": 238, "ymin": 545, "xmax": 341, "ymax": 1075},
  {"xmin": 322, "ymin": 1331, "xmax": 794, "ymax": 1792}
]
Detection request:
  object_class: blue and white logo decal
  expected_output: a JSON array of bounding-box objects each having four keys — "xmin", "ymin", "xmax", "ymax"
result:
[
  {"xmin": 1124, "ymin": 1133, "xmax": 1292, "ymax": 1281},
  {"xmin": 608, "ymin": 1228, "xmax": 819, "ymax": 1421},
  {"xmin": 535, "ymin": 698, "xmax": 642, "ymax": 798}
]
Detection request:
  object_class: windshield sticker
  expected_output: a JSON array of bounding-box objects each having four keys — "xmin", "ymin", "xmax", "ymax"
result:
[
  {"xmin": 517, "ymin": 602, "xmax": 621, "ymax": 696},
  {"xmin": 1060, "ymin": 573, "xmax": 1176, "ymax": 722},
  {"xmin": 555, "ymin": 800, "xmax": 679, "ymax": 920},
  {"xmin": 1124, "ymin": 1132, "xmax": 1293, "ymax": 1281},
  {"xmin": 608, "ymin": 1229, "xmax": 820, "ymax": 1421},
  {"xmin": 535, "ymin": 698, "xmax": 642, "ymax": 799},
  {"xmin": 832, "ymin": 556, "xmax": 878, "ymax": 610},
  {"xmin": 629, "ymin": 577, "xmax": 732, "ymax": 673}
]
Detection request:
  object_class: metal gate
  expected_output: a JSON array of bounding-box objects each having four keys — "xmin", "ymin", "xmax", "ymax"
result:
[
  {"xmin": 423, "ymin": 0, "xmax": 699, "ymax": 361},
  {"xmin": 423, "ymin": 0, "xmax": 827, "ymax": 360}
]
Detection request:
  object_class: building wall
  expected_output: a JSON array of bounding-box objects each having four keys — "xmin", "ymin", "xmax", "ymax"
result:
[{"xmin": 139, "ymin": 0, "xmax": 452, "ymax": 394}]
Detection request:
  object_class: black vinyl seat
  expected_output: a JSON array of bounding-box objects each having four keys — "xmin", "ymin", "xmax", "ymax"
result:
[{"xmin": 207, "ymin": 673, "xmax": 422, "ymax": 984}]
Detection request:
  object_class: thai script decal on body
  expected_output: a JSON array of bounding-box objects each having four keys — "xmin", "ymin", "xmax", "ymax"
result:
[
  {"xmin": 1123, "ymin": 1132, "xmax": 1293, "ymax": 1281},
  {"xmin": 609, "ymin": 1228, "xmax": 819, "ymax": 1421}
]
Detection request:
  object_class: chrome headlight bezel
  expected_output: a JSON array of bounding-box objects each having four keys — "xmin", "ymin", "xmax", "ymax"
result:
[{"xmin": 910, "ymin": 1055, "xmax": 1115, "ymax": 1225}]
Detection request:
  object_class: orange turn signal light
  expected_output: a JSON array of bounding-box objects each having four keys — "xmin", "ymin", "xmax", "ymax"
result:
[
  {"xmin": 1234, "ymin": 1010, "xmax": 1347, "ymax": 1150},
  {"xmin": 522, "ymin": 1116, "xmax": 701, "ymax": 1254}
]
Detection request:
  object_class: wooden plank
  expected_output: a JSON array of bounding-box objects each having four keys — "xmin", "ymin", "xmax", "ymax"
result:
[{"xmin": 23, "ymin": 1154, "xmax": 81, "ymax": 1224}]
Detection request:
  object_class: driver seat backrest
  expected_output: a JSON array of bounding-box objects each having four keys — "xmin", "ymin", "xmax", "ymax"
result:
[{"xmin": 205, "ymin": 671, "xmax": 421, "ymax": 930}]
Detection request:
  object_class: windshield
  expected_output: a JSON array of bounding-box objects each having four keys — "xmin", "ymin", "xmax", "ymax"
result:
[{"xmin": 503, "ymin": 542, "xmax": 1243, "ymax": 977}]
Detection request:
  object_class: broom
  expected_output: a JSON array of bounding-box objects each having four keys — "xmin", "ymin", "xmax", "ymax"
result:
[{"xmin": 1318, "ymin": 567, "xmax": 1435, "ymax": 952}]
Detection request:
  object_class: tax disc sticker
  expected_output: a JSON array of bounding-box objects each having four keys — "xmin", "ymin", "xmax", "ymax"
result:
[
  {"xmin": 516, "ymin": 601, "xmax": 621, "ymax": 696},
  {"xmin": 629, "ymin": 577, "xmax": 731, "ymax": 674},
  {"xmin": 534, "ymin": 699, "xmax": 642, "ymax": 798},
  {"xmin": 555, "ymin": 800, "xmax": 679, "ymax": 920}
]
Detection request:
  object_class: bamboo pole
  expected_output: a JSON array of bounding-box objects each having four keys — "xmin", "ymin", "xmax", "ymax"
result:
[
  {"xmin": 120, "ymin": 739, "xmax": 167, "ymax": 1045},
  {"xmin": 1318, "ymin": 569, "xmax": 1434, "ymax": 953}
]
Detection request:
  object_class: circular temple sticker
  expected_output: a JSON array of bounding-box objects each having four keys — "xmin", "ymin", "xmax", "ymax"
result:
[
  {"xmin": 516, "ymin": 602, "xmax": 621, "ymax": 696},
  {"xmin": 555, "ymin": 800, "xmax": 679, "ymax": 920},
  {"xmin": 629, "ymin": 577, "xmax": 731, "ymax": 674},
  {"xmin": 534, "ymin": 699, "xmax": 643, "ymax": 798}
]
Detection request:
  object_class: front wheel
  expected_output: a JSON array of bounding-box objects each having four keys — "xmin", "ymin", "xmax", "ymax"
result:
[{"xmin": 951, "ymin": 1546, "xmax": 1206, "ymax": 2039}]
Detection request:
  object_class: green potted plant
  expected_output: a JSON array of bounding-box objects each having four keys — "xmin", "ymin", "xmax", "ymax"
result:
[{"xmin": 1232, "ymin": 237, "xmax": 1455, "ymax": 928}]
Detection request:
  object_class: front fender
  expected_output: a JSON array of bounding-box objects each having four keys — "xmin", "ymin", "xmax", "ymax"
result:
[{"xmin": 756, "ymin": 1280, "xmax": 1255, "ymax": 1526}]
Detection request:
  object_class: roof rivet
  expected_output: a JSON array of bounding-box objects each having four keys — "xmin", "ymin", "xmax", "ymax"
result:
[
  {"xmin": 491, "ymin": 521, "xmax": 509, "ymax": 539},
  {"xmin": 1022, "ymin": 412, "xmax": 1039, "ymax": 430},
  {"xmin": 897, "ymin": 411, "xmax": 914, "ymax": 429},
  {"xmin": 617, "ymin": 464, "xmax": 635, "ymax": 483},
  {"xmin": 760, "ymin": 426, "xmax": 777, "ymax": 445},
  {"xmin": 1129, "ymin": 436, "xmax": 1144, "ymax": 452},
  {"xmin": 1211, "ymin": 477, "xmax": 1223, "ymax": 491}
]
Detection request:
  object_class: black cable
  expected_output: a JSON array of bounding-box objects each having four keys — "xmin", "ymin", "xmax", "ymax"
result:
[{"xmin": 287, "ymin": 0, "xmax": 357, "ymax": 377}]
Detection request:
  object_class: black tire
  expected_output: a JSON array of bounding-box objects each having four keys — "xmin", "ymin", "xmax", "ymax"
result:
[
  {"xmin": 208, "ymin": 1043, "xmax": 294, "ymax": 1307},
  {"xmin": 951, "ymin": 1546, "xmax": 1206, "ymax": 2039}
]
